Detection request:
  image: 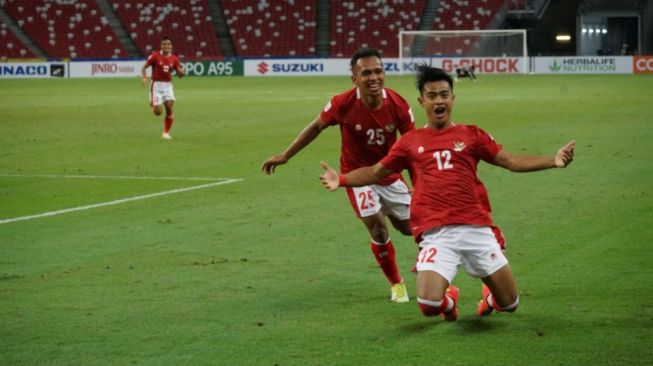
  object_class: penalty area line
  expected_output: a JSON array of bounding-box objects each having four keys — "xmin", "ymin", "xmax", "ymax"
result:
[{"xmin": 0, "ymin": 178, "xmax": 243, "ymax": 225}]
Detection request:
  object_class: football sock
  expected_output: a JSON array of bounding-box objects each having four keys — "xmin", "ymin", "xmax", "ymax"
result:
[
  {"xmin": 417, "ymin": 295, "xmax": 454, "ymax": 316},
  {"xmin": 487, "ymin": 294, "xmax": 520, "ymax": 313},
  {"xmin": 370, "ymin": 239, "xmax": 402, "ymax": 285},
  {"xmin": 164, "ymin": 114, "xmax": 174, "ymax": 133}
]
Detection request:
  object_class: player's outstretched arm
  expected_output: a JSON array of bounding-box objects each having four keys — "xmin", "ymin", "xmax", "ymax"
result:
[
  {"xmin": 319, "ymin": 161, "xmax": 392, "ymax": 191},
  {"xmin": 262, "ymin": 116, "xmax": 328, "ymax": 175},
  {"xmin": 140, "ymin": 63, "xmax": 149, "ymax": 86},
  {"xmin": 554, "ymin": 140, "xmax": 576, "ymax": 168},
  {"xmin": 494, "ymin": 140, "xmax": 576, "ymax": 172},
  {"xmin": 177, "ymin": 64, "xmax": 186, "ymax": 78}
]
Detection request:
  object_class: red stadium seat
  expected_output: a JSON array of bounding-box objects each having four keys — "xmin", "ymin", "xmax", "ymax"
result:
[
  {"xmin": 2, "ymin": 0, "xmax": 127, "ymax": 59},
  {"xmin": 330, "ymin": 0, "xmax": 426, "ymax": 58},
  {"xmin": 0, "ymin": 22, "xmax": 35, "ymax": 58},
  {"xmin": 426, "ymin": 0, "xmax": 507, "ymax": 56},
  {"xmin": 111, "ymin": 0, "xmax": 222, "ymax": 59},
  {"xmin": 221, "ymin": 0, "xmax": 316, "ymax": 57}
]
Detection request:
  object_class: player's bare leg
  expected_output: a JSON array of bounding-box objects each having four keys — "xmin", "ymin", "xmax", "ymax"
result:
[
  {"xmin": 152, "ymin": 104, "xmax": 164, "ymax": 116},
  {"xmin": 361, "ymin": 213, "xmax": 407, "ymax": 302},
  {"xmin": 162, "ymin": 100, "xmax": 174, "ymax": 139},
  {"xmin": 478, "ymin": 264, "xmax": 519, "ymax": 316},
  {"xmin": 416, "ymin": 270, "xmax": 458, "ymax": 320},
  {"xmin": 387, "ymin": 215, "xmax": 411, "ymax": 236},
  {"xmin": 387, "ymin": 215, "xmax": 419, "ymax": 272}
]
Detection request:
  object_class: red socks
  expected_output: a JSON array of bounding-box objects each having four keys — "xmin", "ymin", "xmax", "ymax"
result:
[
  {"xmin": 417, "ymin": 296, "xmax": 452, "ymax": 316},
  {"xmin": 164, "ymin": 114, "xmax": 174, "ymax": 133},
  {"xmin": 370, "ymin": 239, "xmax": 402, "ymax": 285}
]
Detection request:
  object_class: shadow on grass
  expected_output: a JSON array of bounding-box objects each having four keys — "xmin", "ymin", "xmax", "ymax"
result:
[{"xmin": 398, "ymin": 316, "xmax": 507, "ymax": 335}]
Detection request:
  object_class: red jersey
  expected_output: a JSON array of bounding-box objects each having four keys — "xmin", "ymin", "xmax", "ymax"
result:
[
  {"xmin": 380, "ymin": 124, "xmax": 503, "ymax": 240},
  {"xmin": 146, "ymin": 51, "xmax": 181, "ymax": 82},
  {"xmin": 320, "ymin": 87, "xmax": 415, "ymax": 185}
]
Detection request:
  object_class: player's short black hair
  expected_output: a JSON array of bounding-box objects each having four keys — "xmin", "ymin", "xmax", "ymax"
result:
[
  {"xmin": 415, "ymin": 65, "xmax": 454, "ymax": 94},
  {"xmin": 161, "ymin": 36, "xmax": 172, "ymax": 42},
  {"xmin": 350, "ymin": 47, "xmax": 382, "ymax": 69}
]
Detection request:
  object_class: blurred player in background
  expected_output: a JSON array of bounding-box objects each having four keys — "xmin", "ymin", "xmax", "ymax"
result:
[
  {"xmin": 141, "ymin": 36, "xmax": 185, "ymax": 139},
  {"xmin": 454, "ymin": 64, "xmax": 477, "ymax": 82},
  {"xmin": 319, "ymin": 65, "xmax": 575, "ymax": 320},
  {"xmin": 262, "ymin": 48, "xmax": 416, "ymax": 303}
]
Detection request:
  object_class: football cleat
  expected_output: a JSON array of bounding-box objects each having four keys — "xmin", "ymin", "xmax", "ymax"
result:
[
  {"xmin": 477, "ymin": 284, "xmax": 494, "ymax": 316},
  {"xmin": 390, "ymin": 282, "xmax": 409, "ymax": 303},
  {"xmin": 441, "ymin": 285, "xmax": 459, "ymax": 321},
  {"xmin": 161, "ymin": 132, "xmax": 172, "ymax": 140}
]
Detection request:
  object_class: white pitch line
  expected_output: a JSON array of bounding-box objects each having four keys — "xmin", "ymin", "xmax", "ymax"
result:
[
  {"xmin": 0, "ymin": 173, "xmax": 227, "ymax": 181},
  {"xmin": 0, "ymin": 178, "xmax": 243, "ymax": 225}
]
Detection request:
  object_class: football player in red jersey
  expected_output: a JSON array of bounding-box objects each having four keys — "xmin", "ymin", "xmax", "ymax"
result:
[
  {"xmin": 320, "ymin": 65, "xmax": 575, "ymax": 321},
  {"xmin": 141, "ymin": 36, "xmax": 185, "ymax": 139},
  {"xmin": 262, "ymin": 48, "xmax": 416, "ymax": 303}
]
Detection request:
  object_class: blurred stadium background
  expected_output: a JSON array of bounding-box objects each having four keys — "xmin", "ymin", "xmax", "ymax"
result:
[{"xmin": 0, "ymin": 0, "xmax": 650, "ymax": 61}]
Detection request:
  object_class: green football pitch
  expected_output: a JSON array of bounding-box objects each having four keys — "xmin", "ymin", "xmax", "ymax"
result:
[{"xmin": 1, "ymin": 74, "xmax": 652, "ymax": 365}]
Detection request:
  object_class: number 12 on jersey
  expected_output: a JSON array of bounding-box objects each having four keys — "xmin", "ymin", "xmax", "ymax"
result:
[{"xmin": 433, "ymin": 150, "xmax": 453, "ymax": 170}]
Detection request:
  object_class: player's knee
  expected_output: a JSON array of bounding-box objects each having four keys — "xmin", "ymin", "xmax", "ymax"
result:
[
  {"xmin": 497, "ymin": 295, "xmax": 520, "ymax": 313},
  {"xmin": 397, "ymin": 223, "xmax": 412, "ymax": 236},
  {"xmin": 369, "ymin": 226, "xmax": 389, "ymax": 243},
  {"xmin": 153, "ymin": 108, "xmax": 163, "ymax": 116},
  {"xmin": 417, "ymin": 297, "xmax": 443, "ymax": 317}
]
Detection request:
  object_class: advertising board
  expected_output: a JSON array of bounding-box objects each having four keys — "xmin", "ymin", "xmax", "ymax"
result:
[{"xmin": 0, "ymin": 62, "xmax": 67, "ymax": 78}]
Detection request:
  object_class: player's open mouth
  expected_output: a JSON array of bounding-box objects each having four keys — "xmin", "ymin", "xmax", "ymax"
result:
[
  {"xmin": 368, "ymin": 82, "xmax": 381, "ymax": 92},
  {"xmin": 435, "ymin": 106, "xmax": 446, "ymax": 115}
]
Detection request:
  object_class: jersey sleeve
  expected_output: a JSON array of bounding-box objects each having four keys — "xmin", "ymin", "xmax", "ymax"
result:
[
  {"xmin": 145, "ymin": 53, "xmax": 156, "ymax": 66},
  {"xmin": 174, "ymin": 56, "xmax": 182, "ymax": 71},
  {"xmin": 380, "ymin": 137, "xmax": 410, "ymax": 173},
  {"xmin": 474, "ymin": 126, "xmax": 503, "ymax": 163},
  {"xmin": 319, "ymin": 96, "xmax": 341, "ymax": 126}
]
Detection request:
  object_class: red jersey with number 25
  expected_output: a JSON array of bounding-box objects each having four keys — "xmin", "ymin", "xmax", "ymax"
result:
[
  {"xmin": 146, "ymin": 51, "xmax": 181, "ymax": 82},
  {"xmin": 380, "ymin": 124, "xmax": 503, "ymax": 240},
  {"xmin": 320, "ymin": 87, "xmax": 415, "ymax": 185}
]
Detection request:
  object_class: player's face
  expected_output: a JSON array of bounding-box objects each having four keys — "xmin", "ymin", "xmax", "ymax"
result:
[
  {"xmin": 351, "ymin": 56, "xmax": 385, "ymax": 97},
  {"xmin": 161, "ymin": 40, "xmax": 173, "ymax": 55},
  {"xmin": 419, "ymin": 80, "xmax": 455, "ymax": 129}
]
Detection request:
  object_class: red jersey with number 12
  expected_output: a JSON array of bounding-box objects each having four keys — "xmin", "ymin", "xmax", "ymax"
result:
[
  {"xmin": 320, "ymin": 87, "xmax": 415, "ymax": 185},
  {"xmin": 380, "ymin": 124, "xmax": 502, "ymax": 240},
  {"xmin": 146, "ymin": 51, "xmax": 181, "ymax": 82}
]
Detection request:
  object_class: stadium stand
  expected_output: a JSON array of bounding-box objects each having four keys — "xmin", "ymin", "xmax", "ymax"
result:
[
  {"xmin": 330, "ymin": 0, "xmax": 426, "ymax": 58},
  {"xmin": 433, "ymin": 0, "xmax": 504, "ymax": 31},
  {"xmin": 424, "ymin": 0, "xmax": 507, "ymax": 56},
  {"xmin": 111, "ymin": 0, "xmax": 222, "ymax": 59},
  {"xmin": 1, "ymin": 0, "xmax": 127, "ymax": 59},
  {"xmin": 220, "ymin": 0, "xmax": 316, "ymax": 57},
  {"xmin": 0, "ymin": 21, "xmax": 35, "ymax": 58},
  {"xmin": 1, "ymin": 0, "xmax": 514, "ymax": 60}
]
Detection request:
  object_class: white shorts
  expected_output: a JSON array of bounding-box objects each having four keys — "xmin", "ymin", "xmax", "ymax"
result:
[
  {"xmin": 150, "ymin": 81, "xmax": 175, "ymax": 106},
  {"xmin": 416, "ymin": 225, "xmax": 508, "ymax": 284},
  {"xmin": 346, "ymin": 179, "xmax": 411, "ymax": 220}
]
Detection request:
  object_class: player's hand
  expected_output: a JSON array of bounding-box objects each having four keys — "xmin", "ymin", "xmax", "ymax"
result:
[
  {"xmin": 319, "ymin": 161, "xmax": 339, "ymax": 191},
  {"xmin": 141, "ymin": 77, "xmax": 148, "ymax": 86},
  {"xmin": 262, "ymin": 154, "xmax": 288, "ymax": 175},
  {"xmin": 555, "ymin": 140, "xmax": 576, "ymax": 168}
]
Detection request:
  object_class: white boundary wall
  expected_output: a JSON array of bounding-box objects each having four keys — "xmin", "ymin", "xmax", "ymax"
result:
[
  {"xmin": 0, "ymin": 56, "xmax": 647, "ymax": 78},
  {"xmin": 69, "ymin": 61, "xmax": 148, "ymax": 78},
  {"xmin": 532, "ymin": 56, "xmax": 632, "ymax": 74},
  {"xmin": 0, "ymin": 62, "xmax": 67, "ymax": 78},
  {"xmin": 242, "ymin": 57, "xmax": 526, "ymax": 76}
]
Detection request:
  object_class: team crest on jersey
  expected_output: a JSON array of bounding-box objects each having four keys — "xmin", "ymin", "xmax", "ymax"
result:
[
  {"xmin": 355, "ymin": 124, "xmax": 362, "ymax": 131},
  {"xmin": 417, "ymin": 146, "xmax": 424, "ymax": 153},
  {"xmin": 385, "ymin": 124, "xmax": 395, "ymax": 133},
  {"xmin": 453, "ymin": 141, "xmax": 466, "ymax": 152}
]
